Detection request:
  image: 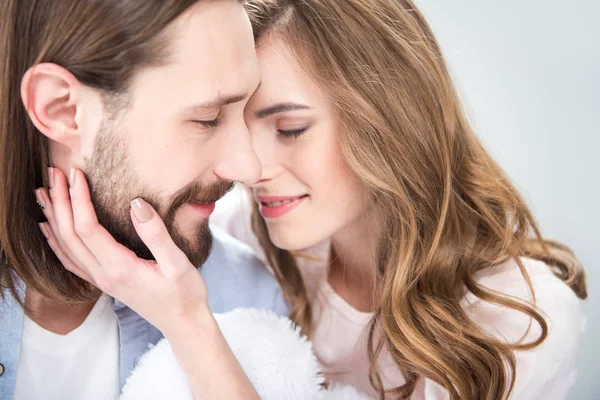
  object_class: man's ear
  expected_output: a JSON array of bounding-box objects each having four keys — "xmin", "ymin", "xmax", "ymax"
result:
[{"xmin": 21, "ymin": 63, "xmax": 92, "ymax": 153}]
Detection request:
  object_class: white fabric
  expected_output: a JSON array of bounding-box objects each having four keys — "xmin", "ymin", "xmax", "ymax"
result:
[
  {"xmin": 13, "ymin": 294, "xmax": 120, "ymax": 400},
  {"xmin": 120, "ymin": 308, "xmax": 370, "ymax": 400},
  {"xmin": 211, "ymin": 188, "xmax": 587, "ymax": 399}
]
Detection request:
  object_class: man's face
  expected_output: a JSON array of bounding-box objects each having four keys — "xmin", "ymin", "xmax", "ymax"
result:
[{"xmin": 82, "ymin": 0, "xmax": 261, "ymax": 266}]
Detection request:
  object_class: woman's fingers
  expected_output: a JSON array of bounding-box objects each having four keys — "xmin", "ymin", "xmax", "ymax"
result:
[
  {"xmin": 36, "ymin": 187, "xmax": 96, "ymax": 285},
  {"xmin": 44, "ymin": 167, "xmax": 104, "ymax": 279},
  {"xmin": 40, "ymin": 167, "xmax": 196, "ymax": 302},
  {"xmin": 67, "ymin": 168, "xmax": 137, "ymax": 269},
  {"xmin": 39, "ymin": 222, "xmax": 96, "ymax": 285},
  {"xmin": 37, "ymin": 168, "xmax": 209, "ymax": 334},
  {"xmin": 52, "ymin": 168, "xmax": 189, "ymax": 277},
  {"xmin": 36, "ymin": 187, "xmax": 65, "ymax": 259},
  {"xmin": 130, "ymin": 198, "xmax": 190, "ymax": 274}
]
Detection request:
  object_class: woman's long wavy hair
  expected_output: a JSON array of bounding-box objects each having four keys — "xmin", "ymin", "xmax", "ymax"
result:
[{"xmin": 244, "ymin": 0, "xmax": 587, "ymax": 398}]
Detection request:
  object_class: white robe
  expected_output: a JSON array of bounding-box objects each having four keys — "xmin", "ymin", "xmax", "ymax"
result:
[{"xmin": 120, "ymin": 308, "xmax": 370, "ymax": 400}]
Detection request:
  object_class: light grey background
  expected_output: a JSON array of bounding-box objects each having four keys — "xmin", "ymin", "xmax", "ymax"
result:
[{"xmin": 414, "ymin": 1, "xmax": 599, "ymax": 398}]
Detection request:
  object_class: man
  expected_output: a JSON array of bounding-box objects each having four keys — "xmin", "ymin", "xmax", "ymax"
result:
[{"xmin": 0, "ymin": 0, "xmax": 286, "ymax": 399}]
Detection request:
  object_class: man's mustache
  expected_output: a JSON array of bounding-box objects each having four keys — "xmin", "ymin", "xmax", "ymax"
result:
[{"xmin": 170, "ymin": 180, "xmax": 234, "ymax": 211}]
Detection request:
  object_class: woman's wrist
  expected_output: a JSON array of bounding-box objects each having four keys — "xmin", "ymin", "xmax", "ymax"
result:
[
  {"xmin": 162, "ymin": 301, "xmax": 217, "ymax": 342},
  {"xmin": 163, "ymin": 303, "xmax": 260, "ymax": 400}
]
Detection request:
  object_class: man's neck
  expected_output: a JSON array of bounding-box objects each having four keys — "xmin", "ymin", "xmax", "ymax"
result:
[{"xmin": 24, "ymin": 288, "xmax": 102, "ymax": 335}]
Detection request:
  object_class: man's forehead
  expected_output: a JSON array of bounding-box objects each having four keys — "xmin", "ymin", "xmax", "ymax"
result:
[
  {"xmin": 167, "ymin": 0, "xmax": 252, "ymax": 53},
  {"xmin": 165, "ymin": 3, "xmax": 258, "ymax": 81},
  {"xmin": 125, "ymin": 0, "xmax": 259, "ymax": 110}
]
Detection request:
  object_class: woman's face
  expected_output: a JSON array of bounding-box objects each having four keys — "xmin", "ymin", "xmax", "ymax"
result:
[{"xmin": 245, "ymin": 36, "xmax": 365, "ymax": 251}]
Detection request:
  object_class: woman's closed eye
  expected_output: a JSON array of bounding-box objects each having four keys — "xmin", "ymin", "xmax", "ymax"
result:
[{"xmin": 277, "ymin": 126, "xmax": 309, "ymax": 139}]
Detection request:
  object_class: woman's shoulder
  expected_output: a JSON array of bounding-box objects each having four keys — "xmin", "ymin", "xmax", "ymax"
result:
[
  {"xmin": 463, "ymin": 257, "xmax": 582, "ymax": 313},
  {"xmin": 460, "ymin": 257, "xmax": 586, "ymax": 398},
  {"xmin": 462, "ymin": 257, "xmax": 585, "ymax": 335}
]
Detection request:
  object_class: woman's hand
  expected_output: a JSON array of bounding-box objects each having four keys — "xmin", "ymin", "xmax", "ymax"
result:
[
  {"xmin": 35, "ymin": 167, "xmax": 210, "ymax": 337},
  {"xmin": 36, "ymin": 167, "xmax": 260, "ymax": 399}
]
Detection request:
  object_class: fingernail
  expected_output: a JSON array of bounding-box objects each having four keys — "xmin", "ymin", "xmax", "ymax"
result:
[
  {"xmin": 39, "ymin": 223, "xmax": 49, "ymax": 239},
  {"xmin": 35, "ymin": 189, "xmax": 45, "ymax": 210},
  {"xmin": 131, "ymin": 199, "xmax": 153, "ymax": 223},
  {"xmin": 69, "ymin": 167, "xmax": 76, "ymax": 187},
  {"xmin": 47, "ymin": 168, "xmax": 55, "ymax": 188}
]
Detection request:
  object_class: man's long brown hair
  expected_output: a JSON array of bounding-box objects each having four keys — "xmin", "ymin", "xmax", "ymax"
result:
[
  {"xmin": 245, "ymin": 0, "xmax": 587, "ymax": 398},
  {"xmin": 0, "ymin": 0, "xmax": 200, "ymax": 304}
]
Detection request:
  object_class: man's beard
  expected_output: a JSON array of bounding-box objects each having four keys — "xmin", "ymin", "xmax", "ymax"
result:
[{"xmin": 84, "ymin": 120, "xmax": 233, "ymax": 267}]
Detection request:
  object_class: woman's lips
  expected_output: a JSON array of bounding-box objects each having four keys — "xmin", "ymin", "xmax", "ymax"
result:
[
  {"xmin": 257, "ymin": 195, "xmax": 308, "ymax": 219},
  {"xmin": 187, "ymin": 201, "xmax": 216, "ymax": 218}
]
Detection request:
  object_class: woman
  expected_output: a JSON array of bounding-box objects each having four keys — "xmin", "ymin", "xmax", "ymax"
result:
[
  {"xmin": 41, "ymin": 0, "xmax": 587, "ymax": 399},
  {"xmin": 213, "ymin": 0, "xmax": 587, "ymax": 398}
]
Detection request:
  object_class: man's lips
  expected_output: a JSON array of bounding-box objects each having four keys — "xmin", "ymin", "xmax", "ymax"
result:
[{"xmin": 187, "ymin": 201, "xmax": 216, "ymax": 217}]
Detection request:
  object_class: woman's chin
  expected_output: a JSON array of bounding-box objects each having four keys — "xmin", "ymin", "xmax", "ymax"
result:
[{"xmin": 269, "ymin": 229, "xmax": 324, "ymax": 253}]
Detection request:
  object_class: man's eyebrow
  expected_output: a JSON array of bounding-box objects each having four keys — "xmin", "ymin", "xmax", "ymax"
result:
[
  {"xmin": 255, "ymin": 103, "xmax": 311, "ymax": 118},
  {"xmin": 185, "ymin": 94, "xmax": 248, "ymax": 111}
]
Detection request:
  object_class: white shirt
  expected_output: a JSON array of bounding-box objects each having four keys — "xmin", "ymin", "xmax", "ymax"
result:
[
  {"xmin": 13, "ymin": 294, "xmax": 120, "ymax": 400},
  {"xmin": 212, "ymin": 187, "xmax": 586, "ymax": 399}
]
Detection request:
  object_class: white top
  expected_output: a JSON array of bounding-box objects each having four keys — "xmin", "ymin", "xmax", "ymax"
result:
[
  {"xmin": 212, "ymin": 187, "xmax": 586, "ymax": 399},
  {"xmin": 14, "ymin": 294, "xmax": 120, "ymax": 400}
]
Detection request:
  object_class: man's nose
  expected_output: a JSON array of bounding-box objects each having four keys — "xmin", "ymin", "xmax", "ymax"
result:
[
  {"xmin": 248, "ymin": 128, "xmax": 279, "ymax": 185},
  {"xmin": 213, "ymin": 125, "xmax": 262, "ymax": 186}
]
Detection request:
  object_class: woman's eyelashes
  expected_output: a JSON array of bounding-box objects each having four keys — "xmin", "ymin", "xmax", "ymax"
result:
[{"xmin": 277, "ymin": 126, "xmax": 309, "ymax": 139}]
